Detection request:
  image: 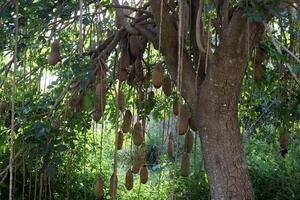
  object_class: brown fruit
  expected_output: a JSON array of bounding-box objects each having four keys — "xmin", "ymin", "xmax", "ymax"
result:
[
  {"xmin": 129, "ymin": 35, "xmax": 147, "ymax": 58},
  {"xmin": 116, "ymin": 131, "xmax": 124, "ymax": 150},
  {"xmin": 181, "ymin": 152, "xmax": 190, "ymax": 177},
  {"xmin": 255, "ymin": 47, "xmax": 267, "ymax": 63},
  {"xmin": 184, "ymin": 130, "xmax": 194, "ymax": 153},
  {"xmin": 173, "ymin": 99, "xmax": 179, "ymax": 116},
  {"xmin": 140, "ymin": 165, "xmax": 148, "ymax": 184},
  {"xmin": 162, "ymin": 74, "xmax": 172, "ymax": 96},
  {"xmin": 122, "ymin": 110, "xmax": 132, "ymax": 133},
  {"xmin": 0, "ymin": 101, "xmax": 6, "ymax": 116},
  {"xmin": 168, "ymin": 138, "xmax": 174, "ymax": 157},
  {"xmin": 176, "ymin": 104, "xmax": 191, "ymax": 135},
  {"xmin": 48, "ymin": 40, "xmax": 60, "ymax": 65},
  {"xmin": 253, "ymin": 61, "xmax": 262, "ymax": 81},
  {"xmin": 125, "ymin": 169, "xmax": 133, "ymax": 190},
  {"xmin": 95, "ymin": 82, "xmax": 106, "ymax": 112},
  {"xmin": 152, "ymin": 63, "xmax": 164, "ymax": 88},
  {"xmin": 109, "ymin": 174, "xmax": 118, "ymax": 198},
  {"xmin": 188, "ymin": 118, "xmax": 198, "ymax": 131},
  {"xmin": 279, "ymin": 128, "xmax": 288, "ymax": 148},
  {"xmin": 117, "ymin": 91, "xmax": 125, "ymax": 111},
  {"xmin": 132, "ymin": 157, "xmax": 144, "ymax": 174},
  {"xmin": 133, "ymin": 121, "xmax": 143, "ymax": 146},
  {"xmin": 94, "ymin": 177, "xmax": 104, "ymax": 198}
]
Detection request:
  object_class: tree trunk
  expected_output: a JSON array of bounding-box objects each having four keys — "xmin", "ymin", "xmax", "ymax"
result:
[
  {"xmin": 148, "ymin": 1, "xmax": 265, "ymax": 199},
  {"xmin": 197, "ymin": 57, "xmax": 254, "ymax": 199}
]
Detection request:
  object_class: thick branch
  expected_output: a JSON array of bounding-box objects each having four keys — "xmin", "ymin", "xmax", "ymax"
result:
[{"xmin": 149, "ymin": 0, "xmax": 197, "ymax": 107}]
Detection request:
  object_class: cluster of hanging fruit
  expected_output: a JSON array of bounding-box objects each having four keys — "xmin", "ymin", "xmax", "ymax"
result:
[
  {"xmin": 176, "ymin": 102, "xmax": 196, "ymax": 177},
  {"xmin": 91, "ymin": 50, "xmax": 198, "ymax": 198},
  {"xmin": 93, "ymin": 101, "xmax": 148, "ymax": 198},
  {"xmin": 46, "ymin": 24, "xmax": 198, "ymax": 197},
  {"xmin": 89, "ymin": 28, "xmax": 203, "ymax": 196}
]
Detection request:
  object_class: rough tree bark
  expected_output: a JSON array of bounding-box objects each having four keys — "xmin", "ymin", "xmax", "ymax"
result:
[{"xmin": 149, "ymin": 1, "xmax": 264, "ymax": 199}]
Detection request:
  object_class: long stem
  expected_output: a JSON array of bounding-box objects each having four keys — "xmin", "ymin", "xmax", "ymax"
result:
[{"xmin": 9, "ymin": 0, "xmax": 19, "ymax": 199}]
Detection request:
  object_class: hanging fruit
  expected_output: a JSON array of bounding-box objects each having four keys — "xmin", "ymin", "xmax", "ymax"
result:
[
  {"xmin": 181, "ymin": 152, "xmax": 190, "ymax": 177},
  {"xmin": 94, "ymin": 176, "xmax": 104, "ymax": 198},
  {"xmin": 184, "ymin": 130, "xmax": 194, "ymax": 153},
  {"xmin": 95, "ymin": 81, "xmax": 106, "ymax": 112},
  {"xmin": 133, "ymin": 121, "xmax": 143, "ymax": 146},
  {"xmin": 48, "ymin": 39, "xmax": 60, "ymax": 65},
  {"xmin": 122, "ymin": 110, "xmax": 132, "ymax": 133},
  {"xmin": 140, "ymin": 165, "xmax": 148, "ymax": 184},
  {"xmin": 176, "ymin": 104, "xmax": 191, "ymax": 135},
  {"xmin": 279, "ymin": 128, "xmax": 288, "ymax": 149},
  {"xmin": 129, "ymin": 35, "xmax": 147, "ymax": 59},
  {"xmin": 109, "ymin": 173, "xmax": 118, "ymax": 198},
  {"xmin": 125, "ymin": 169, "xmax": 133, "ymax": 190},
  {"xmin": 132, "ymin": 148, "xmax": 145, "ymax": 174},
  {"xmin": 188, "ymin": 118, "xmax": 198, "ymax": 131},
  {"xmin": 162, "ymin": 74, "xmax": 172, "ymax": 96},
  {"xmin": 152, "ymin": 63, "xmax": 164, "ymax": 88},
  {"xmin": 116, "ymin": 131, "xmax": 124, "ymax": 150}
]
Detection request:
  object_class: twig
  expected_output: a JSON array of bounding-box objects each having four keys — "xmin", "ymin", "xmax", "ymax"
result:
[
  {"xmin": 34, "ymin": 80, "xmax": 75, "ymax": 117},
  {"xmin": 0, "ymin": 147, "xmax": 25, "ymax": 178},
  {"xmin": 79, "ymin": 0, "xmax": 84, "ymax": 56},
  {"xmin": 243, "ymin": 101, "xmax": 275, "ymax": 137},
  {"xmin": 264, "ymin": 22, "xmax": 300, "ymax": 85}
]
